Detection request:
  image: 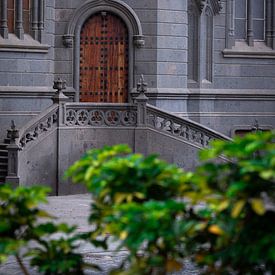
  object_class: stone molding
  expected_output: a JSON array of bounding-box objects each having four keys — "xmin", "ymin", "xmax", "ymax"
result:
[{"xmin": 63, "ymin": 0, "xmax": 144, "ymax": 48}]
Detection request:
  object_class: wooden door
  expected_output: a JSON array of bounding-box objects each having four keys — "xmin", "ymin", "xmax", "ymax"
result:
[{"xmin": 79, "ymin": 12, "xmax": 129, "ymax": 103}]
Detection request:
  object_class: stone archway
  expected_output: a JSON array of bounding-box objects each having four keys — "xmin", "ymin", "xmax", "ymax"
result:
[
  {"xmin": 63, "ymin": 0, "xmax": 144, "ymax": 102},
  {"xmin": 79, "ymin": 12, "xmax": 129, "ymax": 103}
]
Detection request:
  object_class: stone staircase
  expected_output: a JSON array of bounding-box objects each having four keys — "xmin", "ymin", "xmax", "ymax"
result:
[{"xmin": 0, "ymin": 142, "xmax": 8, "ymax": 184}]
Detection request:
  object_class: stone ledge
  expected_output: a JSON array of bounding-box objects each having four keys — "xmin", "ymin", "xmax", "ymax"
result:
[
  {"xmin": 0, "ymin": 86, "xmax": 75, "ymax": 98},
  {"xmin": 223, "ymin": 41, "xmax": 275, "ymax": 59},
  {"xmin": 0, "ymin": 34, "xmax": 49, "ymax": 53}
]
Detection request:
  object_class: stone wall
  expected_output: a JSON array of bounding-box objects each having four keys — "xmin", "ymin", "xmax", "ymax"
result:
[
  {"xmin": 18, "ymin": 125, "xmax": 203, "ymax": 195},
  {"xmin": 0, "ymin": 0, "xmax": 56, "ymax": 140}
]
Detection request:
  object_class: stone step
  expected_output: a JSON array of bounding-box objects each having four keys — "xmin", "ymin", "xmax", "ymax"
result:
[
  {"xmin": 0, "ymin": 155, "xmax": 8, "ymax": 159},
  {"xmin": 0, "ymin": 149, "xmax": 8, "ymax": 156},
  {"xmin": 0, "ymin": 162, "xmax": 8, "ymax": 168},
  {"xmin": 3, "ymin": 138, "xmax": 11, "ymax": 144},
  {"xmin": 0, "ymin": 142, "xmax": 8, "ymax": 147}
]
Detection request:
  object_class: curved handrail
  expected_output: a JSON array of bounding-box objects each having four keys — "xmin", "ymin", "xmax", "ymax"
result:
[
  {"xmin": 147, "ymin": 104, "xmax": 231, "ymax": 148},
  {"xmin": 18, "ymin": 104, "xmax": 59, "ymax": 149}
]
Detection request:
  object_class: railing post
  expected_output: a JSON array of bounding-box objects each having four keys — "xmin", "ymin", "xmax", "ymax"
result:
[
  {"xmin": 136, "ymin": 75, "xmax": 148, "ymax": 126},
  {"xmin": 52, "ymin": 78, "xmax": 69, "ymax": 195},
  {"xmin": 134, "ymin": 75, "xmax": 149, "ymax": 155},
  {"xmin": 5, "ymin": 121, "xmax": 20, "ymax": 187},
  {"xmin": 53, "ymin": 78, "xmax": 70, "ymax": 126}
]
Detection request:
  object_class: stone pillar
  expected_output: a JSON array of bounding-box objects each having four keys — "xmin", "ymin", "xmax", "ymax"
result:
[
  {"xmin": 52, "ymin": 78, "xmax": 70, "ymax": 126},
  {"xmin": 0, "ymin": 0, "xmax": 8, "ymax": 38},
  {"xmin": 38, "ymin": 0, "xmax": 44, "ymax": 42},
  {"xmin": 52, "ymin": 78, "xmax": 70, "ymax": 195},
  {"xmin": 5, "ymin": 121, "xmax": 20, "ymax": 187},
  {"xmin": 15, "ymin": 0, "xmax": 24, "ymax": 39},
  {"xmin": 31, "ymin": 0, "xmax": 39, "ymax": 40},
  {"xmin": 136, "ymin": 75, "xmax": 148, "ymax": 126},
  {"xmin": 247, "ymin": 0, "xmax": 254, "ymax": 46},
  {"xmin": 135, "ymin": 75, "xmax": 148, "ymax": 156},
  {"xmin": 226, "ymin": 0, "xmax": 235, "ymax": 48},
  {"xmin": 266, "ymin": 0, "xmax": 272, "ymax": 47}
]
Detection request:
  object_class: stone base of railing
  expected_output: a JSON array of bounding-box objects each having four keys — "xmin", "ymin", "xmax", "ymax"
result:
[{"xmin": 5, "ymin": 176, "xmax": 19, "ymax": 187}]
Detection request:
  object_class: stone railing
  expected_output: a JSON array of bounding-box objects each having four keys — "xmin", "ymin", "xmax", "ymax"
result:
[
  {"xmin": 18, "ymin": 104, "xmax": 59, "ymax": 148},
  {"xmin": 147, "ymin": 105, "xmax": 229, "ymax": 148},
  {"xmin": 64, "ymin": 103, "xmax": 137, "ymax": 127},
  {"xmin": 4, "ymin": 77, "xmax": 231, "ymax": 186}
]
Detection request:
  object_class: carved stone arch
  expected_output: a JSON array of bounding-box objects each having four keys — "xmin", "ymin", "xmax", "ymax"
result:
[
  {"xmin": 197, "ymin": 0, "xmax": 221, "ymax": 15},
  {"xmin": 202, "ymin": 4, "xmax": 214, "ymax": 16},
  {"xmin": 63, "ymin": 0, "xmax": 144, "ymax": 48},
  {"xmin": 63, "ymin": 0, "xmax": 145, "ymax": 102}
]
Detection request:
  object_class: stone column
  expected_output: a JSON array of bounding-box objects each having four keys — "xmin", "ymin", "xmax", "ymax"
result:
[
  {"xmin": 38, "ymin": 0, "xmax": 44, "ymax": 41},
  {"xmin": 15, "ymin": 0, "xmax": 24, "ymax": 39},
  {"xmin": 134, "ymin": 75, "xmax": 148, "ymax": 155},
  {"xmin": 226, "ymin": 0, "xmax": 235, "ymax": 48},
  {"xmin": 247, "ymin": 0, "xmax": 254, "ymax": 46},
  {"xmin": 31, "ymin": 0, "xmax": 39, "ymax": 40},
  {"xmin": 0, "ymin": 0, "xmax": 8, "ymax": 38},
  {"xmin": 266, "ymin": 0, "xmax": 272, "ymax": 47}
]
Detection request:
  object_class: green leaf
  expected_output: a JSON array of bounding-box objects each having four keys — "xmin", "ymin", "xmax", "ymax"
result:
[
  {"xmin": 250, "ymin": 198, "xmax": 266, "ymax": 216},
  {"xmin": 231, "ymin": 200, "xmax": 246, "ymax": 218}
]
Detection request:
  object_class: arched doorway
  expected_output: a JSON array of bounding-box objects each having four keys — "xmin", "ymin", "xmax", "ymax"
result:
[{"xmin": 79, "ymin": 12, "xmax": 129, "ymax": 103}]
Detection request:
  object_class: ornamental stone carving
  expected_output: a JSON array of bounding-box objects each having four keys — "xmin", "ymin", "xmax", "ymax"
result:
[
  {"xmin": 63, "ymin": 34, "xmax": 74, "ymax": 48},
  {"xmin": 147, "ymin": 106, "xmax": 228, "ymax": 148},
  {"xmin": 19, "ymin": 107, "xmax": 58, "ymax": 148},
  {"xmin": 63, "ymin": 0, "xmax": 144, "ymax": 48},
  {"xmin": 194, "ymin": 0, "xmax": 222, "ymax": 15},
  {"xmin": 65, "ymin": 108, "xmax": 137, "ymax": 127}
]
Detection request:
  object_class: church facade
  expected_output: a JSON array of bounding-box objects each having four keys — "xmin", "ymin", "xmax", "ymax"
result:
[{"xmin": 0, "ymin": 0, "xmax": 275, "ymax": 191}]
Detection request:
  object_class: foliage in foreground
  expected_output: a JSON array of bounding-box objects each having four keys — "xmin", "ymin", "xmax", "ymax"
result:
[
  {"xmin": 0, "ymin": 184, "xmax": 98, "ymax": 275},
  {"xmin": 66, "ymin": 131, "xmax": 275, "ymax": 274},
  {"xmin": 1, "ymin": 131, "xmax": 275, "ymax": 275},
  {"xmin": 188, "ymin": 131, "xmax": 275, "ymax": 274},
  {"xmin": 66, "ymin": 144, "xmax": 191, "ymax": 274}
]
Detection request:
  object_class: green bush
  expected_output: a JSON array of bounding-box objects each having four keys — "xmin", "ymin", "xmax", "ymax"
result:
[
  {"xmin": 66, "ymin": 144, "xmax": 193, "ymax": 274},
  {"xmin": 1, "ymin": 131, "xmax": 274, "ymax": 275},
  {"xmin": 0, "ymin": 184, "xmax": 98, "ymax": 275},
  {"xmin": 184, "ymin": 131, "xmax": 275, "ymax": 274},
  {"xmin": 67, "ymin": 132, "xmax": 275, "ymax": 275}
]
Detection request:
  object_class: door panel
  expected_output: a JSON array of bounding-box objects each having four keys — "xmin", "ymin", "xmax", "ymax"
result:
[{"xmin": 79, "ymin": 12, "xmax": 129, "ymax": 103}]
